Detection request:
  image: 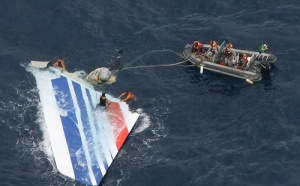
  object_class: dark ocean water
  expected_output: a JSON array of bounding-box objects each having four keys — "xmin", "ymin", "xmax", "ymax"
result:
[{"xmin": 1, "ymin": 1, "xmax": 300, "ymax": 185}]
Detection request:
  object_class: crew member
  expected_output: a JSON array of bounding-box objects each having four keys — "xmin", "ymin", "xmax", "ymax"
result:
[
  {"xmin": 210, "ymin": 40, "xmax": 219, "ymax": 51},
  {"xmin": 223, "ymin": 43, "xmax": 236, "ymax": 66},
  {"xmin": 205, "ymin": 40, "xmax": 219, "ymax": 62},
  {"xmin": 192, "ymin": 41, "xmax": 204, "ymax": 54},
  {"xmin": 99, "ymin": 92, "xmax": 109, "ymax": 106},
  {"xmin": 224, "ymin": 43, "xmax": 234, "ymax": 57},
  {"xmin": 53, "ymin": 57, "xmax": 66, "ymax": 70},
  {"xmin": 238, "ymin": 53, "xmax": 248, "ymax": 70},
  {"xmin": 110, "ymin": 49, "xmax": 123, "ymax": 70},
  {"xmin": 118, "ymin": 90, "xmax": 137, "ymax": 105}
]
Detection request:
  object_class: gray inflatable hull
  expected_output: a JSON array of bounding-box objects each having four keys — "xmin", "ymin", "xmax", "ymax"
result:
[{"xmin": 183, "ymin": 44, "xmax": 277, "ymax": 82}]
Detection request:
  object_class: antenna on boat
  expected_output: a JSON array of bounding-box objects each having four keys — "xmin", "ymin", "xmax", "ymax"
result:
[{"xmin": 219, "ymin": 41, "xmax": 226, "ymax": 52}]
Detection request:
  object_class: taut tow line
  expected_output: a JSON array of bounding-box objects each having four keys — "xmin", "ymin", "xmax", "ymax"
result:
[
  {"xmin": 120, "ymin": 50, "xmax": 199, "ymax": 71},
  {"xmin": 121, "ymin": 58, "xmax": 191, "ymax": 70}
]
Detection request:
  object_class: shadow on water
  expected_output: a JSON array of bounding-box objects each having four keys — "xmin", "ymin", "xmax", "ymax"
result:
[
  {"xmin": 182, "ymin": 59, "xmax": 279, "ymax": 97},
  {"xmin": 261, "ymin": 74, "xmax": 276, "ymax": 91},
  {"xmin": 182, "ymin": 64, "xmax": 250, "ymax": 96},
  {"xmin": 255, "ymin": 63, "xmax": 278, "ymax": 91},
  {"xmin": 183, "ymin": 64, "xmax": 204, "ymax": 86}
]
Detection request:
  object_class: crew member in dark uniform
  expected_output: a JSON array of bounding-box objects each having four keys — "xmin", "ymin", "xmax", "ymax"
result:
[{"xmin": 99, "ymin": 93, "xmax": 109, "ymax": 106}]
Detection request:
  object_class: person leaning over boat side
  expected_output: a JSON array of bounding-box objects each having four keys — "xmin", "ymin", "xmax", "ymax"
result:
[
  {"xmin": 119, "ymin": 90, "xmax": 137, "ymax": 105},
  {"xmin": 223, "ymin": 43, "xmax": 236, "ymax": 66},
  {"xmin": 53, "ymin": 57, "xmax": 66, "ymax": 70},
  {"xmin": 192, "ymin": 41, "xmax": 205, "ymax": 54},
  {"xmin": 99, "ymin": 92, "xmax": 109, "ymax": 107},
  {"xmin": 238, "ymin": 53, "xmax": 248, "ymax": 70}
]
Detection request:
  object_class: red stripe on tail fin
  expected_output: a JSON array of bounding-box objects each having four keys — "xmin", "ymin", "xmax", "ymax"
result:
[{"xmin": 106, "ymin": 102, "xmax": 129, "ymax": 150}]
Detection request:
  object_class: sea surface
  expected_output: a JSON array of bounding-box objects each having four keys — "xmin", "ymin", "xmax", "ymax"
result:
[{"xmin": 1, "ymin": 1, "xmax": 300, "ymax": 186}]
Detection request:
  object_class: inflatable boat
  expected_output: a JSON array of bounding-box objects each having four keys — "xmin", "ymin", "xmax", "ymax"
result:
[
  {"xmin": 28, "ymin": 61, "xmax": 139, "ymax": 185},
  {"xmin": 183, "ymin": 42, "xmax": 277, "ymax": 83}
]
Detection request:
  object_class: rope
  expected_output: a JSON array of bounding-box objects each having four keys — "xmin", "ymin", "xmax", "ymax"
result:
[
  {"xmin": 121, "ymin": 58, "xmax": 192, "ymax": 70},
  {"xmin": 120, "ymin": 49, "xmax": 201, "ymax": 71}
]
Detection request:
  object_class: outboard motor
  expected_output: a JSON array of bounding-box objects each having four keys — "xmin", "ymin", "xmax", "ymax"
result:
[{"xmin": 260, "ymin": 60, "xmax": 271, "ymax": 74}]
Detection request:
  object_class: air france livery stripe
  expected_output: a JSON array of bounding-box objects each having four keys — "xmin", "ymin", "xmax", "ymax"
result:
[
  {"xmin": 31, "ymin": 66, "xmax": 140, "ymax": 186},
  {"xmin": 72, "ymin": 81, "xmax": 102, "ymax": 184},
  {"xmin": 51, "ymin": 76, "xmax": 92, "ymax": 185}
]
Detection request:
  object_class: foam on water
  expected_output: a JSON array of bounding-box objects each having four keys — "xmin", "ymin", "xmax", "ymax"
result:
[{"xmin": 133, "ymin": 110, "xmax": 151, "ymax": 134}]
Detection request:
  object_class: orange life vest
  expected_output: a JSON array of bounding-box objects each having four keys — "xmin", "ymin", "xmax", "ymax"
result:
[
  {"xmin": 53, "ymin": 59, "xmax": 66, "ymax": 69},
  {"xmin": 124, "ymin": 92, "xmax": 136, "ymax": 101},
  {"xmin": 193, "ymin": 41, "xmax": 203, "ymax": 51},
  {"xmin": 210, "ymin": 41, "xmax": 219, "ymax": 51}
]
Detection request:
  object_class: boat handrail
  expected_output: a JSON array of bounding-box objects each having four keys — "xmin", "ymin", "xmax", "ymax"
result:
[{"xmin": 257, "ymin": 53, "xmax": 270, "ymax": 61}]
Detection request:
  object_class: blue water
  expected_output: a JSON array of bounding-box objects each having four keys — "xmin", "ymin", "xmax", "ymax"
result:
[{"xmin": 1, "ymin": 1, "xmax": 300, "ymax": 185}]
